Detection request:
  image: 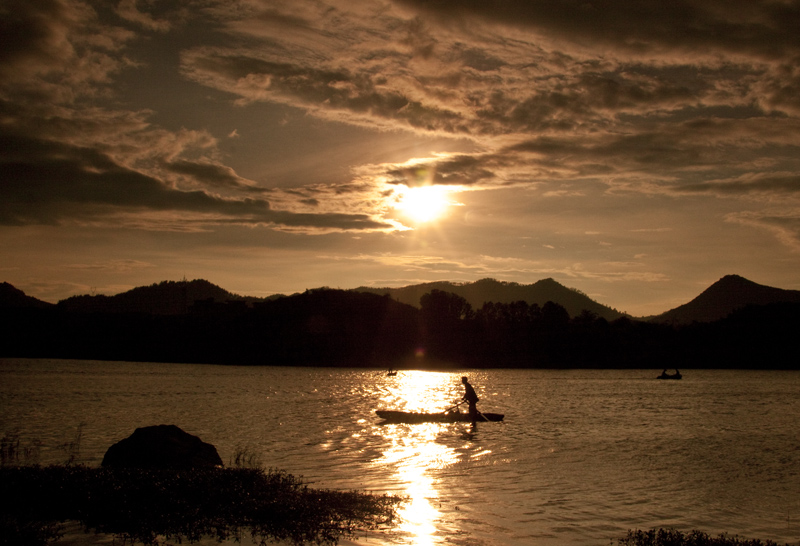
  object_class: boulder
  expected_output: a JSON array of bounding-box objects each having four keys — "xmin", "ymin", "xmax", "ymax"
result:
[{"xmin": 102, "ymin": 425, "xmax": 222, "ymax": 468}]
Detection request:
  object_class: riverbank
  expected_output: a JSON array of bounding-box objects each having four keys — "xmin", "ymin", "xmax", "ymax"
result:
[{"xmin": 1, "ymin": 465, "xmax": 401, "ymax": 546}]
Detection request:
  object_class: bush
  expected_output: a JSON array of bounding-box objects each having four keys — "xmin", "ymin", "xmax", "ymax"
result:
[
  {"xmin": 615, "ymin": 528, "xmax": 792, "ymax": 546},
  {"xmin": 0, "ymin": 465, "xmax": 401, "ymax": 546}
]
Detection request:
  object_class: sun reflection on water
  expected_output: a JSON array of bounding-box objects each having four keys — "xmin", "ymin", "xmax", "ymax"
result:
[
  {"xmin": 379, "ymin": 370, "xmax": 462, "ymax": 413},
  {"xmin": 373, "ymin": 371, "xmax": 478, "ymax": 545}
]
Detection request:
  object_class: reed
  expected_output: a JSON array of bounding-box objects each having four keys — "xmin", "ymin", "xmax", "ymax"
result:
[
  {"xmin": 0, "ymin": 430, "xmax": 41, "ymax": 467},
  {"xmin": 229, "ymin": 443, "xmax": 263, "ymax": 469},
  {"xmin": 614, "ymin": 528, "xmax": 793, "ymax": 546},
  {"xmin": 0, "ymin": 464, "xmax": 401, "ymax": 546}
]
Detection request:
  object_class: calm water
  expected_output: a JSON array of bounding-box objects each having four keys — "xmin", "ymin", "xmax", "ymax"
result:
[{"xmin": 1, "ymin": 358, "xmax": 799, "ymax": 546}]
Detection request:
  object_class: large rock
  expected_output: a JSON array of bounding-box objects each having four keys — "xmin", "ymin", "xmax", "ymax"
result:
[{"xmin": 102, "ymin": 425, "xmax": 223, "ymax": 468}]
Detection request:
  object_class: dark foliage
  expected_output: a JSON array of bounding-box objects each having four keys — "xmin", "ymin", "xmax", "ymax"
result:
[
  {"xmin": 56, "ymin": 279, "xmax": 257, "ymax": 315},
  {"xmin": 0, "ymin": 289, "xmax": 421, "ymax": 367},
  {"xmin": 652, "ymin": 274, "xmax": 800, "ymax": 324},
  {"xmin": 0, "ymin": 465, "xmax": 400, "ymax": 546},
  {"xmin": 0, "ymin": 282, "xmax": 52, "ymax": 310},
  {"xmin": 1, "ymin": 287, "xmax": 799, "ymax": 369},
  {"xmin": 357, "ymin": 277, "xmax": 627, "ymax": 320},
  {"xmin": 614, "ymin": 528, "xmax": 791, "ymax": 546}
]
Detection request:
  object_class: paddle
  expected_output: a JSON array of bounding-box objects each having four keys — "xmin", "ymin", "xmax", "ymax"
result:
[
  {"xmin": 445, "ymin": 400, "xmax": 489, "ymax": 422},
  {"xmin": 443, "ymin": 400, "xmax": 465, "ymax": 413}
]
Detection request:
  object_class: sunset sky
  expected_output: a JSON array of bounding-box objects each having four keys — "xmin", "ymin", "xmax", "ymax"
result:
[{"xmin": 2, "ymin": 0, "xmax": 800, "ymax": 316}]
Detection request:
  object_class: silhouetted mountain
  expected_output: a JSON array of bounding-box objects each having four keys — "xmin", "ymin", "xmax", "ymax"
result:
[
  {"xmin": 355, "ymin": 278, "xmax": 626, "ymax": 320},
  {"xmin": 3, "ymin": 279, "xmax": 800, "ymax": 369},
  {"xmin": 0, "ymin": 282, "xmax": 53, "ymax": 309},
  {"xmin": 57, "ymin": 279, "xmax": 264, "ymax": 315},
  {"xmin": 652, "ymin": 275, "xmax": 800, "ymax": 324},
  {"xmin": 2, "ymin": 287, "xmax": 421, "ymax": 367},
  {"xmin": 229, "ymin": 288, "xmax": 421, "ymax": 366}
]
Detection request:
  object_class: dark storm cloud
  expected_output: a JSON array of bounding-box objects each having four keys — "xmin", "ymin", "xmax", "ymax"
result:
[
  {"xmin": 0, "ymin": 0, "xmax": 396, "ymax": 233},
  {"xmin": 180, "ymin": 0, "xmax": 800, "ymax": 195},
  {"xmin": 395, "ymin": 0, "xmax": 800, "ymax": 60},
  {"xmin": 0, "ymin": 131, "xmax": 264, "ymax": 224},
  {"xmin": 678, "ymin": 173, "xmax": 800, "ymax": 197},
  {"xmin": 0, "ymin": 131, "xmax": 390, "ymax": 231},
  {"xmin": 509, "ymin": 132, "xmax": 707, "ymax": 174},
  {"xmin": 115, "ymin": 0, "xmax": 177, "ymax": 32},
  {"xmin": 4, "ymin": 0, "xmax": 800, "ymax": 238},
  {"xmin": 166, "ymin": 160, "xmax": 268, "ymax": 194},
  {"xmin": 383, "ymin": 155, "xmax": 496, "ymax": 187},
  {"xmin": 0, "ymin": 0, "xmax": 87, "ymax": 78},
  {"xmin": 182, "ymin": 52, "xmax": 468, "ymax": 133},
  {"xmin": 0, "ymin": 0, "xmax": 135, "ymax": 106}
]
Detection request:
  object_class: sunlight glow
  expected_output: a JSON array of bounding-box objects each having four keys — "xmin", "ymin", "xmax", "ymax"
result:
[
  {"xmin": 373, "ymin": 371, "xmax": 470, "ymax": 545},
  {"xmin": 381, "ymin": 371, "xmax": 459, "ymax": 412},
  {"xmin": 385, "ymin": 429, "xmax": 458, "ymax": 545},
  {"xmin": 395, "ymin": 185, "xmax": 454, "ymax": 224}
]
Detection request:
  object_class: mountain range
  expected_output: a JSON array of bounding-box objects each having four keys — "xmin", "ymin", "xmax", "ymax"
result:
[
  {"xmin": 355, "ymin": 278, "xmax": 626, "ymax": 320},
  {"xmin": 55, "ymin": 279, "xmax": 266, "ymax": 315},
  {"xmin": 650, "ymin": 274, "xmax": 800, "ymax": 324},
  {"xmin": 0, "ymin": 282, "xmax": 53, "ymax": 309},
  {"xmin": 2, "ymin": 275, "xmax": 800, "ymax": 325}
]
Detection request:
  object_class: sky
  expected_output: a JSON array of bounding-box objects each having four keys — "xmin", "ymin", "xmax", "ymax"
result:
[{"xmin": 2, "ymin": 0, "xmax": 800, "ymax": 317}]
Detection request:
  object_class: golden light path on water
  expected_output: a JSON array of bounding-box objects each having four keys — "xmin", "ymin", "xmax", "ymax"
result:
[{"xmin": 371, "ymin": 371, "xmax": 488, "ymax": 545}]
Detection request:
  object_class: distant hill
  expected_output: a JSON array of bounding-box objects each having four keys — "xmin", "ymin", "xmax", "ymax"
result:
[
  {"xmin": 8, "ymin": 274, "xmax": 799, "ymax": 324},
  {"xmin": 4, "ymin": 278, "xmax": 800, "ymax": 369},
  {"xmin": 652, "ymin": 275, "xmax": 800, "ymax": 324},
  {"xmin": 354, "ymin": 277, "xmax": 626, "ymax": 320},
  {"xmin": 57, "ymin": 279, "xmax": 265, "ymax": 315},
  {"xmin": 0, "ymin": 282, "xmax": 53, "ymax": 309}
]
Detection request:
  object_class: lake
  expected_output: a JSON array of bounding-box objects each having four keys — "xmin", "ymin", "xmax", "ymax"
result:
[{"xmin": 1, "ymin": 359, "xmax": 799, "ymax": 546}]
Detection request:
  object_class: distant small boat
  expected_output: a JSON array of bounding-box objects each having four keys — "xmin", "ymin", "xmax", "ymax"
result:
[
  {"xmin": 376, "ymin": 410, "xmax": 504, "ymax": 423},
  {"xmin": 657, "ymin": 370, "xmax": 682, "ymax": 380},
  {"xmin": 386, "ymin": 370, "xmax": 397, "ymax": 376}
]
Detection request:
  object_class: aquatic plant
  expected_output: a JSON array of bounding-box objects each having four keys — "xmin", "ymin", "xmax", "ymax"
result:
[
  {"xmin": 58, "ymin": 423, "xmax": 84, "ymax": 466},
  {"xmin": 0, "ymin": 430, "xmax": 41, "ymax": 467},
  {"xmin": 229, "ymin": 443, "xmax": 263, "ymax": 469},
  {"xmin": 0, "ymin": 465, "xmax": 401, "ymax": 546},
  {"xmin": 615, "ymin": 528, "xmax": 793, "ymax": 546}
]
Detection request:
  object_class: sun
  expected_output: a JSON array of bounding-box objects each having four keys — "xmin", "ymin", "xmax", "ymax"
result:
[{"xmin": 395, "ymin": 185, "xmax": 452, "ymax": 224}]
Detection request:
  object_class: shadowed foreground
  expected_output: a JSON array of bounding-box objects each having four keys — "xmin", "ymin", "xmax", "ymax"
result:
[
  {"xmin": 614, "ymin": 528, "xmax": 794, "ymax": 546},
  {"xmin": 0, "ymin": 465, "xmax": 401, "ymax": 546}
]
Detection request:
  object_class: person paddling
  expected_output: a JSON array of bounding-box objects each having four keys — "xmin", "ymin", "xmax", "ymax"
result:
[{"xmin": 461, "ymin": 376, "xmax": 479, "ymax": 425}]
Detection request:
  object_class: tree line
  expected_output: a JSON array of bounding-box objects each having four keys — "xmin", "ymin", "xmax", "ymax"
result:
[{"xmin": 2, "ymin": 288, "xmax": 798, "ymax": 369}]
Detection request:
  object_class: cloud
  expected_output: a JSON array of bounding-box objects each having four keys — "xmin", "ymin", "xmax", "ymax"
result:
[
  {"xmin": 165, "ymin": 159, "xmax": 268, "ymax": 194},
  {"xmin": 63, "ymin": 259, "xmax": 156, "ymax": 271},
  {"xmin": 185, "ymin": 0, "xmax": 800, "ymax": 131},
  {"xmin": 677, "ymin": 172, "xmax": 800, "ymax": 200},
  {"xmin": 174, "ymin": 0, "xmax": 800, "ymax": 210},
  {"xmin": 0, "ymin": 0, "xmax": 401, "ymax": 235},
  {"xmin": 345, "ymin": 252, "xmax": 672, "ymax": 291},
  {"xmin": 0, "ymin": 0, "xmax": 135, "ymax": 104},
  {"xmin": 116, "ymin": 0, "xmax": 174, "ymax": 33},
  {"xmin": 3, "ymin": 0, "xmax": 800, "ymax": 243},
  {"xmin": 181, "ymin": 49, "xmax": 468, "ymax": 134},
  {"xmin": 394, "ymin": 0, "xmax": 800, "ymax": 62},
  {"xmin": 343, "ymin": 253, "xmax": 488, "ymax": 276},
  {"xmin": 0, "ymin": 129, "xmax": 392, "ymax": 232},
  {"xmin": 726, "ymin": 210, "xmax": 800, "ymax": 252}
]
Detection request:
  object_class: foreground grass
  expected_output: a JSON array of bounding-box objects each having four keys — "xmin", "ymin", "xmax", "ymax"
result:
[
  {"xmin": 0, "ymin": 465, "xmax": 401, "ymax": 546},
  {"xmin": 614, "ymin": 528, "xmax": 794, "ymax": 546},
  {"xmin": 2, "ymin": 466, "xmax": 793, "ymax": 546}
]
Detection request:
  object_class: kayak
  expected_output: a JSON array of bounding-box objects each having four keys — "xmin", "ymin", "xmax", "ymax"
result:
[{"xmin": 375, "ymin": 410, "xmax": 505, "ymax": 423}]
